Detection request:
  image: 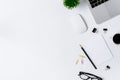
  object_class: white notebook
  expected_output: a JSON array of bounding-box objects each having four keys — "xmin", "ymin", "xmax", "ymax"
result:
[{"xmin": 82, "ymin": 34, "xmax": 113, "ymax": 66}]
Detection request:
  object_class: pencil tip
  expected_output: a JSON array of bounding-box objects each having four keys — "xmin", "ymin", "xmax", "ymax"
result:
[{"xmin": 79, "ymin": 44, "xmax": 82, "ymax": 47}]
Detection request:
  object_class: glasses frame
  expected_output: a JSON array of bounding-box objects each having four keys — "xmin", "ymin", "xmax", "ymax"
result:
[{"xmin": 78, "ymin": 71, "xmax": 103, "ymax": 80}]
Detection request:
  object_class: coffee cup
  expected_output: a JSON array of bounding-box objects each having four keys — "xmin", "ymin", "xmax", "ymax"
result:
[{"xmin": 113, "ymin": 33, "xmax": 120, "ymax": 44}]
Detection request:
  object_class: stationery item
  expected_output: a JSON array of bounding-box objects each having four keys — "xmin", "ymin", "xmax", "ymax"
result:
[
  {"xmin": 80, "ymin": 45, "xmax": 97, "ymax": 69},
  {"xmin": 80, "ymin": 55, "xmax": 85, "ymax": 64},
  {"xmin": 103, "ymin": 28, "xmax": 108, "ymax": 32},
  {"xmin": 92, "ymin": 28, "xmax": 97, "ymax": 33},
  {"xmin": 81, "ymin": 34, "xmax": 113, "ymax": 66},
  {"xmin": 78, "ymin": 71, "xmax": 103, "ymax": 80},
  {"xmin": 103, "ymin": 28, "xmax": 108, "ymax": 34},
  {"xmin": 80, "ymin": 55, "xmax": 86, "ymax": 58},
  {"xmin": 75, "ymin": 59, "xmax": 79, "ymax": 65},
  {"xmin": 105, "ymin": 65, "xmax": 111, "ymax": 70},
  {"xmin": 75, "ymin": 55, "xmax": 85, "ymax": 65},
  {"xmin": 81, "ymin": 59, "xmax": 84, "ymax": 64}
]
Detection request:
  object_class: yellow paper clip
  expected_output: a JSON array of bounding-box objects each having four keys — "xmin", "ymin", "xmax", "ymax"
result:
[
  {"xmin": 80, "ymin": 55, "xmax": 86, "ymax": 58},
  {"xmin": 75, "ymin": 59, "xmax": 79, "ymax": 65}
]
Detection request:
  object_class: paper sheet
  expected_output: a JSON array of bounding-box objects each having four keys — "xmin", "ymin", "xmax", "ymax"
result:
[{"xmin": 82, "ymin": 34, "xmax": 113, "ymax": 66}]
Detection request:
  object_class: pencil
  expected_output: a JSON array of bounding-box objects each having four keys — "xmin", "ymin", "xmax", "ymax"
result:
[{"xmin": 80, "ymin": 45, "xmax": 97, "ymax": 69}]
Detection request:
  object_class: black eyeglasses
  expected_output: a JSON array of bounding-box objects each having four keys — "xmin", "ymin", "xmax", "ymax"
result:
[{"xmin": 78, "ymin": 71, "xmax": 103, "ymax": 80}]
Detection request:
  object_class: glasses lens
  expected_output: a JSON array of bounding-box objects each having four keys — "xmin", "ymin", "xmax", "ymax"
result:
[
  {"xmin": 79, "ymin": 72, "xmax": 102, "ymax": 80},
  {"xmin": 80, "ymin": 74, "xmax": 89, "ymax": 80}
]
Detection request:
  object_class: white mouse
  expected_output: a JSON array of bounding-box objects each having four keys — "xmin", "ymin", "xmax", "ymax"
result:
[{"xmin": 70, "ymin": 14, "xmax": 88, "ymax": 34}]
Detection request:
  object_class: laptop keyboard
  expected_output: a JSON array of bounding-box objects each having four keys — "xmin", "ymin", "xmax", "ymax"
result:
[{"xmin": 89, "ymin": 0, "xmax": 109, "ymax": 8}]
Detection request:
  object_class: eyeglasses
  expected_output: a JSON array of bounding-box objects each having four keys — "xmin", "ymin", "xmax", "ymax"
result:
[{"xmin": 78, "ymin": 71, "xmax": 103, "ymax": 80}]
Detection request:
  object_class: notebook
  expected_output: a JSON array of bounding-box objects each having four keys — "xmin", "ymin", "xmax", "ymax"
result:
[{"xmin": 81, "ymin": 34, "xmax": 113, "ymax": 65}]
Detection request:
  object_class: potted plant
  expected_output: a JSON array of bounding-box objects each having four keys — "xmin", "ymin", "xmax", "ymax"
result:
[{"xmin": 63, "ymin": 0, "xmax": 80, "ymax": 9}]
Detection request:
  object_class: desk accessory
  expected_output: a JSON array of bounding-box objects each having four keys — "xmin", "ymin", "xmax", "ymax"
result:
[
  {"xmin": 103, "ymin": 28, "xmax": 108, "ymax": 34},
  {"xmin": 92, "ymin": 28, "xmax": 98, "ymax": 33},
  {"xmin": 81, "ymin": 34, "xmax": 113, "ymax": 66},
  {"xmin": 75, "ymin": 58, "xmax": 84, "ymax": 65},
  {"xmin": 78, "ymin": 71, "xmax": 103, "ymax": 80},
  {"xmin": 80, "ymin": 45, "xmax": 97, "ymax": 69},
  {"xmin": 86, "ymin": 0, "xmax": 120, "ymax": 24},
  {"xmin": 103, "ymin": 28, "xmax": 108, "ymax": 32},
  {"xmin": 113, "ymin": 33, "xmax": 120, "ymax": 44},
  {"xmin": 70, "ymin": 14, "xmax": 88, "ymax": 34},
  {"xmin": 75, "ymin": 59, "xmax": 79, "ymax": 65},
  {"xmin": 105, "ymin": 65, "xmax": 111, "ymax": 70},
  {"xmin": 80, "ymin": 55, "xmax": 86, "ymax": 58},
  {"xmin": 63, "ymin": 0, "xmax": 80, "ymax": 9},
  {"xmin": 75, "ymin": 55, "xmax": 86, "ymax": 65},
  {"xmin": 80, "ymin": 55, "xmax": 85, "ymax": 64}
]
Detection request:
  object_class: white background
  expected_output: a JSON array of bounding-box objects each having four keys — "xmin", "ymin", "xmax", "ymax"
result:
[
  {"xmin": 0, "ymin": 0, "xmax": 78, "ymax": 80},
  {"xmin": 1, "ymin": 0, "xmax": 120, "ymax": 80}
]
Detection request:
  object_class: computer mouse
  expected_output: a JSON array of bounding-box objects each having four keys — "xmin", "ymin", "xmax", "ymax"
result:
[{"xmin": 70, "ymin": 14, "xmax": 88, "ymax": 34}]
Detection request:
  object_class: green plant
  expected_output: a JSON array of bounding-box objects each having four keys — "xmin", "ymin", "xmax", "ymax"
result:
[{"xmin": 63, "ymin": 0, "xmax": 80, "ymax": 9}]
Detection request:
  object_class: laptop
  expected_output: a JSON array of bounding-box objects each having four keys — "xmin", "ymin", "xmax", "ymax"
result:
[{"xmin": 86, "ymin": 0, "xmax": 120, "ymax": 24}]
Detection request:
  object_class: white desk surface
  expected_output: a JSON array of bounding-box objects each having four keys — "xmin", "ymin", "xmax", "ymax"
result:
[
  {"xmin": 0, "ymin": 0, "xmax": 120, "ymax": 80},
  {"xmin": 73, "ymin": 0, "xmax": 120, "ymax": 80}
]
